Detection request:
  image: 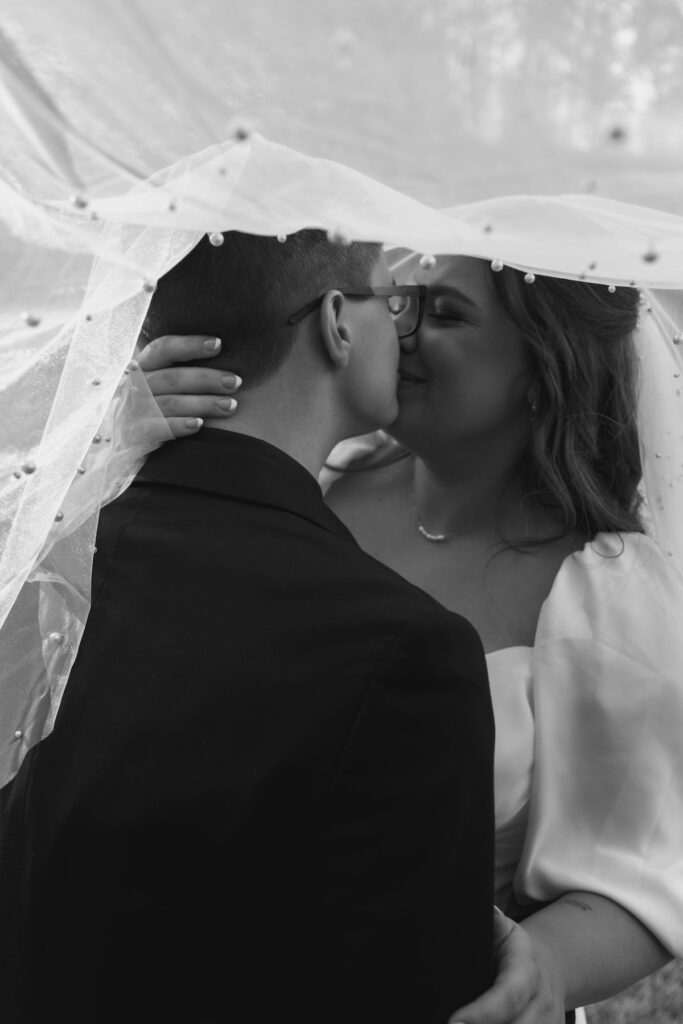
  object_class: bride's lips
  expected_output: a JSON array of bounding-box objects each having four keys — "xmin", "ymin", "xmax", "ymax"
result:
[{"xmin": 398, "ymin": 369, "xmax": 426, "ymax": 386}]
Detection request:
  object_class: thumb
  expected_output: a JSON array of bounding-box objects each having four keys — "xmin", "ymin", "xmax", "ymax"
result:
[
  {"xmin": 447, "ymin": 978, "xmax": 523, "ymax": 1024},
  {"xmin": 446, "ymin": 909, "xmax": 530, "ymax": 1024}
]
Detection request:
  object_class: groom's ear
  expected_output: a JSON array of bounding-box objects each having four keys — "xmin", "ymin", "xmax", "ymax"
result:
[{"xmin": 318, "ymin": 291, "xmax": 353, "ymax": 369}]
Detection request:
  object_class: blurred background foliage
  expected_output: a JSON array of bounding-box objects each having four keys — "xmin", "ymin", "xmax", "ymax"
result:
[
  {"xmin": 588, "ymin": 959, "xmax": 683, "ymax": 1023},
  {"xmin": 2, "ymin": 0, "xmax": 683, "ymax": 207}
]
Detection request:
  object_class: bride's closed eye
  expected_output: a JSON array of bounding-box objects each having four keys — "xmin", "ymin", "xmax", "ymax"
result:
[
  {"xmin": 426, "ymin": 304, "xmax": 467, "ymax": 323},
  {"xmin": 423, "ymin": 283, "xmax": 480, "ymax": 326}
]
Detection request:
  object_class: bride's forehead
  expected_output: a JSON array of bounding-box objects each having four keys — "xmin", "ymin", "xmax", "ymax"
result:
[
  {"xmin": 431, "ymin": 254, "xmax": 483, "ymax": 285},
  {"xmin": 388, "ymin": 250, "xmax": 486, "ymax": 288}
]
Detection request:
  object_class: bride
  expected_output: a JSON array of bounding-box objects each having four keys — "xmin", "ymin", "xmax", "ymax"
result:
[
  {"xmin": 3, "ymin": 2, "xmax": 683, "ymax": 1020},
  {"xmin": 139, "ymin": 246, "xmax": 683, "ymax": 1023}
]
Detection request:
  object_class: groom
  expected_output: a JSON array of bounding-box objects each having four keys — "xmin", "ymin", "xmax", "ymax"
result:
[{"xmin": 0, "ymin": 230, "xmax": 495, "ymax": 1023}]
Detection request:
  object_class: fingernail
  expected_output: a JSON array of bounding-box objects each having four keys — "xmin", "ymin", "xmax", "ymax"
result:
[
  {"xmin": 222, "ymin": 374, "xmax": 242, "ymax": 390},
  {"xmin": 185, "ymin": 417, "xmax": 203, "ymax": 429},
  {"xmin": 204, "ymin": 337, "xmax": 221, "ymax": 352},
  {"xmin": 216, "ymin": 398, "xmax": 237, "ymax": 412}
]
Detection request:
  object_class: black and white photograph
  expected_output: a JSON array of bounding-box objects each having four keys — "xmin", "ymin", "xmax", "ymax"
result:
[{"xmin": 0, "ymin": 2, "xmax": 682, "ymax": 1021}]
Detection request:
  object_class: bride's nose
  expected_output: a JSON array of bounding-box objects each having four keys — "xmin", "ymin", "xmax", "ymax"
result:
[{"xmin": 399, "ymin": 330, "xmax": 419, "ymax": 354}]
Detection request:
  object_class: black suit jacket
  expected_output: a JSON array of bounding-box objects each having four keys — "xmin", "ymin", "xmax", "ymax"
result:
[{"xmin": 0, "ymin": 429, "xmax": 495, "ymax": 1023}]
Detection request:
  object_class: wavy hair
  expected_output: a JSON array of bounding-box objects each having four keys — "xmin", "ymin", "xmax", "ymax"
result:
[
  {"xmin": 490, "ymin": 267, "xmax": 644, "ymax": 541},
  {"xmin": 333, "ymin": 265, "xmax": 645, "ymax": 545}
]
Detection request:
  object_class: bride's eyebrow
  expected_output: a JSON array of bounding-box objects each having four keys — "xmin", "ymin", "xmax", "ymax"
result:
[{"xmin": 429, "ymin": 284, "xmax": 480, "ymax": 312}]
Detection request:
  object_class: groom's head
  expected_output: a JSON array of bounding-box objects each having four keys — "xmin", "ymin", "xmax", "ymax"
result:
[
  {"xmin": 144, "ymin": 230, "xmax": 382, "ymax": 371},
  {"xmin": 142, "ymin": 229, "xmax": 403, "ymax": 432}
]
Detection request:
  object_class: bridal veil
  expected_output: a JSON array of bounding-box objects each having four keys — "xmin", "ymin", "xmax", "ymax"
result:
[{"xmin": 1, "ymin": 0, "xmax": 683, "ymax": 784}]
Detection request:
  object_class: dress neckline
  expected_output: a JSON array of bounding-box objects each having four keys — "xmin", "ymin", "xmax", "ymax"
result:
[
  {"xmin": 484, "ymin": 533, "xmax": 622, "ymax": 659},
  {"xmin": 485, "ymin": 645, "xmax": 533, "ymax": 658}
]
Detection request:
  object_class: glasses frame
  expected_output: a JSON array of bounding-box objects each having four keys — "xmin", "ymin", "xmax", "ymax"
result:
[{"xmin": 286, "ymin": 285, "xmax": 427, "ymax": 339}]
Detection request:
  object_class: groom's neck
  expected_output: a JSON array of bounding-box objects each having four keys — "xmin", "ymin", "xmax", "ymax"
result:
[{"xmin": 202, "ymin": 376, "xmax": 343, "ymax": 481}]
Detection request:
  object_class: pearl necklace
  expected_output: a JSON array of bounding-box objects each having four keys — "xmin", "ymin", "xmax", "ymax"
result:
[
  {"xmin": 413, "ymin": 464, "xmax": 462, "ymax": 543},
  {"xmin": 415, "ymin": 495, "xmax": 462, "ymax": 542},
  {"xmin": 417, "ymin": 520, "xmax": 453, "ymax": 543}
]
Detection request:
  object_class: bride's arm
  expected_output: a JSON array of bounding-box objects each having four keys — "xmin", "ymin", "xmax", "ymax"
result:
[
  {"xmin": 521, "ymin": 892, "xmax": 670, "ymax": 1011},
  {"xmin": 136, "ymin": 334, "xmax": 241, "ymax": 435},
  {"xmin": 449, "ymin": 894, "xmax": 671, "ymax": 1024}
]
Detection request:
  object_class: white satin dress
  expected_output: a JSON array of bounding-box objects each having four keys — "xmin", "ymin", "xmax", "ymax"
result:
[
  {"xmin": 490, "ymin": 530, "xmax": 683, "ymax": 962},
  {"xmin": 324, "ymin": 446, "xmax": 683, "ymax": 1020},
  {"xmin": 325, "ymin": 443, "xmax": 683, "ymax": 955}
]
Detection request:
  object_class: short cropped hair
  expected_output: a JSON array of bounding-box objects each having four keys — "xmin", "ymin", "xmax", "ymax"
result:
[{"xmin": 142, "ymin": 229, "xmax": 383, "ymax": 384}]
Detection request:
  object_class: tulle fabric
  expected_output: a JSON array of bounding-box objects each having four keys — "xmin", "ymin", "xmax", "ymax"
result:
[
  {"xmin": 2, "ymin": 1, "xmax": 683, "ymax": 791},
  {"xmin": 3, "ymin": 0, "xmax": 683, "ymax": 209},
  {"xmin": 636, "ymin": 290, "xmax": 683, "ymax": 569}
]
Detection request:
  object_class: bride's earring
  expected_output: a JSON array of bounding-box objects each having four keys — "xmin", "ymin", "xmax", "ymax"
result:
[{"xmin": 527, "ymin": 383, "xmax": 540, "ymax": 416}]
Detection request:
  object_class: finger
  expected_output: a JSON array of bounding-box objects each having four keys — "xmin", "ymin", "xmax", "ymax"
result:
[
  {"xmin": 137, "ymin": 335, "xmax": 222, "ymax": 372},
  {"xmin": 448, "ymin": 975, "xmax": 534, "ymax": 1024},
  {"xmin": 492, "ymin": 906, "xmax": 516, "ymax": 950},
  {"xmin": 165, "ymin": 417, "xmax": 205, "ymax": 439},
  {"xmin": 154, "ymin": 394, "xmax": 238, "ymax": 420},
  {"xmin": 481, "ymin": 990, "xmax": 563, "ymax": 1024},
  {"xmin": 124, "ymin": 414, "xmax": 206, "ymax": 443},
  {"xmin": 145, "ymin": 366, "xmax": 240, "ymax": 397}
]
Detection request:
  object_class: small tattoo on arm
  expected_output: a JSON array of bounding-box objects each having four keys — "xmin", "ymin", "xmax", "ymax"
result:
[{"xmin": 558, "ymin": 898, "xmax": 593, "ymax": 912}]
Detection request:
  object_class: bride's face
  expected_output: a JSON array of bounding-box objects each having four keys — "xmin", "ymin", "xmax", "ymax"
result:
[{"xmin": 388, "ymin": 255, "xmax": 536, "ymax": 464}]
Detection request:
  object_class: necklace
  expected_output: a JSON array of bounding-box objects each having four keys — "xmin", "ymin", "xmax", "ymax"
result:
[
  {"xmin": 413, "ymin": 465, "xmax": 461, "ymax": 543},
  {"xmin": 415, "ymin": 496, "xmax": 462, "ymax": 542},
  {"xmin": 416, "ymin": 520, "xmax": 453, "ymax": 543}
]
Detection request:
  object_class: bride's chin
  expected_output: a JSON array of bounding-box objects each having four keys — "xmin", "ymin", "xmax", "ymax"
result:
[
  {"xmin": 384, "ymin": 408, "xmax": 422, "ymax": 449},
  {"xmin": 386, "ymin": 407, "xmax": 453, "ymax": 462}
]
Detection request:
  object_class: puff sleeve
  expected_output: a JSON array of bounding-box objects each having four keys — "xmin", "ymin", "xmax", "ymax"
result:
[{"xmin": 515, "ymin": 532, "xmax": 683, "ymax": 955}]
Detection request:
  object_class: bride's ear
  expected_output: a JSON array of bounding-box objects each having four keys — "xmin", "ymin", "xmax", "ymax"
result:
[{"xmin": 318, "ymin": 291, "xmax": 352, "ymax": 369}]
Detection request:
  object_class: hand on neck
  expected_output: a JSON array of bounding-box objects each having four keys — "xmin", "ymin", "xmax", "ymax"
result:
[
  {"xmin": 201, "ymin": 291, "xmax": 398, "ymax": 480},
  {"xmin": 203, "ymin": 359, "xmax": 371, "ymax": 481}
]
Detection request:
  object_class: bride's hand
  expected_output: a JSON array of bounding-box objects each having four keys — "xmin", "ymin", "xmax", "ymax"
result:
[
  {"xmin": 136, "ymin": 335, "xmax": 241, "ymax": 437},
  {"xmin": 448, "ymin": 908, "xmax": 566, "ymax": 1024}
]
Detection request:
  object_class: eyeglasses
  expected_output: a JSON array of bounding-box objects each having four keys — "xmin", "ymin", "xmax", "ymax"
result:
[{"xmin": 286, "ymin": 285, "xmax": 427, "ymax": 339}]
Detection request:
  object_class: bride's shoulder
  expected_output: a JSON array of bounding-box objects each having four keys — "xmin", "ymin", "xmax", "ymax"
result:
[
  {"xmin": 538, "ymin": 530, "xmax": 683, "ymax": 661},
  {"xmin": 556, "ymin": 530, "xmax": 683, "ymax": 595}
]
